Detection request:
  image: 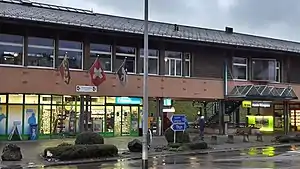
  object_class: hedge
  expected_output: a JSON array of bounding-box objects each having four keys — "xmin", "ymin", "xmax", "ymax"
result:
[{"xmin": 75, "ymin": 132, "xmax": 104, "ymax": 145}]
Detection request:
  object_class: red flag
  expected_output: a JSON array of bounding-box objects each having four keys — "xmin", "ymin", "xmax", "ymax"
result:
[
  {"xmin": 89, "ymin": 57, "xmax": 106, "ymax": 86},
  {"xmin": 58, "ymin": 55, "xmax": 70, "ymax": 84}
]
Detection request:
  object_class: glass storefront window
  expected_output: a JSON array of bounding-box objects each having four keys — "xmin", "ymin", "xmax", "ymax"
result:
[
  {"xmin": 0, "ymin": 105, "xmax": 7, "ymax": 134},
  {"xmin": 8, "ymin": 105, "xmax": 23, "ymax": 136},
  {"xmin": 40, "ymin": 95, "xmax": 51, "ymax": 104},
  {"xmin": 24, "ymin": 105, "xmax": 38, "ymax": 135},
  {"xmin": 91, "ymin": 106, "xmax": 105, "ymax": 133},
  {"xmin": 58, "ymin": 40, "xmax": 83, "ymax": 69},
  {"xmin": 106, "ymin": 97, "xmax": 115, "ymax": 104},
  {"xmin": 52, "ymin": 95, "xmax": 63, "ymax": 105},
  {"xmin": 106, "ymin": 106, "xmax": 114, "ymax": 132},
  {"xmin": 28, "ymin": 37, "xmax": 54, "ymax": 67},
  {"xmin": 8, "ymin": 94, "xmax": 23, "ymax": 104},
  {"xmin": 63, "ymin": 96, "xmax": 76, "ymax": 111},
  {"xmin": 52, "ymin": 105, "xmax": 63, "ymax": 135},
  {"xmin": 91, "ymin": 97, "xmax": 105, "ymax": 105},
  {"xmin": 25, "ymin": 94, "xmax": 39, "ymax": 104},
  {"xmin": 0, "ymin": 34, "xmax": 24, "ymax": 66},
  {"xmin": 39, "ymin": 105, "xmax": 51, "ymax": 134},
  {"xmin": 0, "ymin": 95, "xmax": 6, "ymax": 103},
  {"xmin": 131, "ymin": 106, "xmax": 139, "ymax": 133}
]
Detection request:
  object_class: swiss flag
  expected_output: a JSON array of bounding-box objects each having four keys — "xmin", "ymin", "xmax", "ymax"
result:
[{"xmin": 89, "ymin": 57, "xmax": 106, "ymax": 86}]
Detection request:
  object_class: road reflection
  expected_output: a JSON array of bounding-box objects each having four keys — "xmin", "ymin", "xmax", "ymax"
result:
[{"xmin": 48, "ymin": 145, "xmax": 300, "ymax": 169}]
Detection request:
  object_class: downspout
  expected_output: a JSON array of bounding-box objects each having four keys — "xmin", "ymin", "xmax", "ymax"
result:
[{"xmin": 223, "ymin": 59, "xmax": 228, "ymax": 97}]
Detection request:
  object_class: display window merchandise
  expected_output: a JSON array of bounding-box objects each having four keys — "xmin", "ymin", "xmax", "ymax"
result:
[{"xmin": 0, "ymin": 94, "xmax": 143, "ymax": 141}]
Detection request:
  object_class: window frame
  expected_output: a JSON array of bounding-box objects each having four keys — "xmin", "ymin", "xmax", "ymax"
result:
[
  {"xmin": 165, "ymin": 51, "xmax": 183, "ymax": 77},
  {"xmin": 251, "ymin": 58, "xmax": 277, "ymax": 82},
  {"xmin": 27, "ymin": 37, "xmax": 55, "ymax": 69},
  {"xmin": 275, "ymin": 60, "xmax": 281, "ymax": 83},
  {"xmin": 139, "ymin": 49, "xmax": 159, "ymax": 75},
  {"xmin": 0, "ymin": 34, "xmax": 25, "ymax": 67},
  {"xmin": 116, "ymin": 46, "xmax": 136, "ymax": 74},
  {"xmin": 232, "ymin": 57, "xmax": 248, "ymax": 81},
  {"xmin": 184, "ymin": 53, "xmax": 191, "ymax": 77},
  {"xmin": 90, "ymin": 44, "xmax": 113, "ymax": 72},
  {"xmin": 58, "ymin": 40, "xmax": 83, "ymax": 70}
]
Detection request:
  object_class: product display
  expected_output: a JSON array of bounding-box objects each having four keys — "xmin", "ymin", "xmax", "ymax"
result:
[{"xmin": 290, "ymin": 110, "xmax": 300, "ymax": 127}]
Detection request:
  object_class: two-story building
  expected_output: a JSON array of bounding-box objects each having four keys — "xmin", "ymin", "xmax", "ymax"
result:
[{"xmin": 0, "ymin": 0, "xmax": 299, "ymax": 140}]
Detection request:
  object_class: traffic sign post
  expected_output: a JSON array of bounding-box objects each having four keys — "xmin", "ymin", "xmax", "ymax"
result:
[{"xmin": 170, "ymin": 115, "xmax": 187, "ymax": 143}]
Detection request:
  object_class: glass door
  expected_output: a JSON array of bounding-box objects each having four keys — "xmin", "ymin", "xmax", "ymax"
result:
[
  {"xmin": 122, "ymin": 106, "xmax": 131, "ymax": 136},
  {"xmin": 130, "ymin": 106, "xmax": 139, "ymax": 136},
  {"xmin": 114, "ymin": 106, "xmax": 122, "ymax": 136}
]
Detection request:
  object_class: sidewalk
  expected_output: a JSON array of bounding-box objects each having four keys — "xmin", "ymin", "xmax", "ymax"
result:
[{"xmin": 0, "ymin": 134, "xmax": 285, "ymax": 168}]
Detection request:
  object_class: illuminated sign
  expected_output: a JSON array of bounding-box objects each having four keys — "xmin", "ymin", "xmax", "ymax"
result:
[{"xmin": 242, "ymin": 101, "xmax": 252, "ymax": 108}]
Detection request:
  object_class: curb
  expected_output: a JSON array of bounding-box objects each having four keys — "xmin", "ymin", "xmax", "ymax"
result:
[{"xmin": 41, "ymin": 142, "xmax": 299, "ymax": 168}]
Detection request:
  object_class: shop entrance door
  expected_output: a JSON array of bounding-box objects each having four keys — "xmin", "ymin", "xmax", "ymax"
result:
[{"xmin": 114, "ymin": 106, "xmax": 131, "ymax": 136}]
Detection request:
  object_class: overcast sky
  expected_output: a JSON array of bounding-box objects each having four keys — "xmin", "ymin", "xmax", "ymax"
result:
[{"xmin": 34, "ymin": 0, "xmax": 300, "ymax": 42}]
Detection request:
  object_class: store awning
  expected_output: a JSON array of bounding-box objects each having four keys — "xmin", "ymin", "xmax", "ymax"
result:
[{"xmin": 228, "ymin": 84, "xmax": 298, "ymax": 100}]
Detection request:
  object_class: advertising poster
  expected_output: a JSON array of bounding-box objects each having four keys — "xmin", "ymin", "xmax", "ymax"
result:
[
  {"xmin": 0, "ymin": 106, "xmax": 6, "ymax": 134},
  {"xmin": 25, "ymin": 108, "xmax": 38, "ymax": 134}
]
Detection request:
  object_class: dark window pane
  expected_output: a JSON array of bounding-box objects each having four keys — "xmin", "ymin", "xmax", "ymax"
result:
[
  {"xmin": 233, "ymin": 57, "xmax": 247, "ymax": 64},
  {"xmin": 233, "ymin": 65, "xmax": 247, "ymax": 80},
  {"xmin": 185, "ymin": 61, "xmax": 190, "ymax": 76},
  {"xmin": 0, "ymin": 45, "xmax": 23, "ymax": 65},
  {"xmin": 166, "ymin": 51, "xmax": 181, "ymax": 59},
  {"xmin": 0, "ymin": 34, "xmax": 23, "ymax": 44},
  {"xmin": 28, "ymin": 37, "xmax": 54, "ymax": 47},
  {"xmin": 252, "ymin": 59, "xmax": 276, "ymax": 81},
  {"xmin": 139, "ymin": 57, "xmax": 158, "ymax": 74},
  {"xmin": 90, "ymin": 53, "xmax": 111, "ymax": 71},
  {"xmin": 59, "ymin": 40, "xmax": 82, "ymax": 49},
  {"xmin": 184, "ymin": 53, "xmax": 190, "ymax": 60},
  {"xmin": 58, "ymin": 50, "xmax": 82, "ymax": 69},
  {"xmin": 176, "ymin": 60, "xmax": 181, "ymax": 76},
  {"xmin": 170, "ymin": 59, "xmax": 175, "ymax": 75},
  {"xmin": 116, "ymin": 46, "xmax": 135, "ymax": 55},
  {"xmin": 90, "ymin": 43, "xmax": 111, "ymax": 52},
  {"xmin": 28, "ymin": 47, "xmax": 54, "ymax": 67},
  {"xmin": 116, "ymin": 55, "xmax": 135, "ymax": 73},
  {"xmin": 165, "ymin": 60, "xmax": 169, "ymax": 75},
  {"xmin": 140, "ymin": 49, "xmax": 159, "ymax": 57}
]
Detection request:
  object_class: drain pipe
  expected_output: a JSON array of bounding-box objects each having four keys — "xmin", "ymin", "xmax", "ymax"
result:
[{"xmin": 223, "ymin": 59, "xmax": 228, "ymax": 97}]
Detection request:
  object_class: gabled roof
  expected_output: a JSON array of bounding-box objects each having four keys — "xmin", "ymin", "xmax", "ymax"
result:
[
  {"xmin": 1, "ymin": 0, "xmax": 300, "ymax": 54},
  {"xmin": 228, "ymin": 84, "xmax": 298, "ymax": 100}
]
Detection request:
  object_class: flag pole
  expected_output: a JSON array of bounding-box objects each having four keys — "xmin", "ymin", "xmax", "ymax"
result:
[{"xmin": 142, "ymin": 0, "xmax": 149, "ymax": 168}]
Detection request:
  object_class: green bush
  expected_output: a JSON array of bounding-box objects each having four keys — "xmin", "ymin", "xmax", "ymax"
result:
[
  {"xmin": 44, "ymin": 144, "xmax": 118, "ymax": 161},
  {"xmin": 75, "ymin": 132, "xmax": 104, "ymax": 145},
  {"xmin": 168, "ymin": 143, "xmax": 182, "ymax": 148},
  {"xmin": 57, "ymin": 142, "xmax": 73, "ymax": 147},
  {"xmin": 164, "ymin": 128, "xmax": 190, "ymax": 143}
]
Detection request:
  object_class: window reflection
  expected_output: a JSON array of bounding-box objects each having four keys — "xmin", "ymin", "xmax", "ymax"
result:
[
  {"xmin": 116, "ymin": 46, "xmax": 136, "ymax": 73},
  {"xmin": 58, "ymin": 40, "xmax": 83, "ymax": 69},
  {"xmin": 0, "ymin": 34, "xmax": 23, "ymax": 65},
  {"xmin": 90, "ymin": 43, "xmax": 112, "ymax": 71},
  {"xmin": 28, "ymin": 37, "xmax": 54, "ymax": 67},
  {"xmin": 139, "ymin": 49, "xmax": 159, "ymax": 74}
]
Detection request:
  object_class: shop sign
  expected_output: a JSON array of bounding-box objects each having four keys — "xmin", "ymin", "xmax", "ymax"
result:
[
  {"xmin": 115, "ymin": 97, "xmax": 142, "ymax": 105},
  {"xmin": 242, "ymin": 101, "xmax": 252, "ymax": 108},
  {"xmin": 252, "ymin": 101, "xmax": 271, "ymax": 108},
  {"xmin": 76, "ymin": 85, "xmax": 97, "ymax": 93},
  {"xmin": 163, "ymin": 98, "xmax": 172, "ymax": 106}
]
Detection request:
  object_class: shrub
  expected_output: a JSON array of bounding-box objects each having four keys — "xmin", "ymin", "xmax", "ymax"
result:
[
  {"xmin": 167, "ymin": 143, "xmax": 182, "ymax": 148},
  {"xmin": 57, "ymin": 142, "xmax": 73, "ymax": 147},
  {"xmin": 44, "ymin": 144, "xmax": 118, "ymax": 161},
  {"xmin": 185, "ymin": 142, "xmax": 208, "ymax": 150},
  {"xmin": 164, "ymin": 128, "xmax": 190, "ymax": 143},
  {"xmin": 75, "ymin": 132, "xmax": 104, "ymax": 145}
]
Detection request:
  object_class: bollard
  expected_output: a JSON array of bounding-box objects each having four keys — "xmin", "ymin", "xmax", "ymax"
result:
[
  {"xmin": 256, "ymin": 133, "xmax": 263, "ymax": 142},
  {"xmin": 226, "ymin": 134, "xmax": 234, "ymax": 144},
  {"xmin": 243, "ymin": 133, "xmax": 249, "ymax": 142},
  {"xmin": 211, "ymin": 135, "xmax": 217, "ymax": 145}
]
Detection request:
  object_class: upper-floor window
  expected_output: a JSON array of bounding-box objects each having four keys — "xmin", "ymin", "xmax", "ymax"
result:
[
  {"xmin": 0, "ymin": 34, "xmax": 23, "ymax": 66},
  {"xmin": 139, "ymin": 49, "xmax": 159, "ymax": 75},
  {"xmin": 115, "ymin": 46, "xmax": 136, "ymax": 73},
  {"xmin": 58, "ymin": 40, "xmax": 83, "ymax": 69},
  {"xmin": 28, "ymin": 37, "xmax": 54, "ymax": 68},
  {"xmin": 90, "ymin": 43, "xmax": 112, "ymax": 71},
  {"xmin": 276, "ymin": 61, "xmax": 281, "ymax": 82},
  {"xmin": 184, "ymin": 53, "xmax": 190, "ymax": 77},
  {"xmin": 252, "ymin": 58, "xmax": 276, "ymax": 82},
  {"xmin": 232, "ymin": 57, "xmax": 247, "ymax": 80},
  {"xmin": 165, "ymin": 51, "xmax": 182, "ymax": 76}
]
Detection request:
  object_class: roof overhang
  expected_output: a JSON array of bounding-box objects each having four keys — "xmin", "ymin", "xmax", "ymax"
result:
[{"xmin": 227, "ymin": 84, "xmax": 298, "ymax": 101}]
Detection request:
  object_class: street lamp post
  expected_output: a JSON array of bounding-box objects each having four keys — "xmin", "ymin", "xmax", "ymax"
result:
[{"xmin": 142, "ymin": 0, "xmax": 149, "ymax": 168}]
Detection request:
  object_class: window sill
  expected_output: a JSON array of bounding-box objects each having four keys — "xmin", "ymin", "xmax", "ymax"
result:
[
  {"xmin": 27, "ymin": 66, "xmax": 55, "ymax": 70},
  {"xmin": 232, "ymin": 79, "xmax": 248, "ymax": 81},
  {"xmin": 0, "ymin": 64, "xmax": 23, "ymax": 68}
]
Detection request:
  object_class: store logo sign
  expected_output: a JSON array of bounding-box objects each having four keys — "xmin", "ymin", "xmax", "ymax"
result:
[
  {"xmin": 252, "ymin": 101, "xmax": 271, "ymax": 108},
  {"xmin": 115, "ymin": 97, "xmax": 142, "ymax": 105}
]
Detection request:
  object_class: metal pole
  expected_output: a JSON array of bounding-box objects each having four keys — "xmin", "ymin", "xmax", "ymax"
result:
[{"xmin": 142, "ymin": 0, "xmax": 149, "ymax": 168}]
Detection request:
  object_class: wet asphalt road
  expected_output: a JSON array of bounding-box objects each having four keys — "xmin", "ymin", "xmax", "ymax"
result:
[{"xmin": 39, "ymin": 146, "xmax": 300, "ymax": 169}]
